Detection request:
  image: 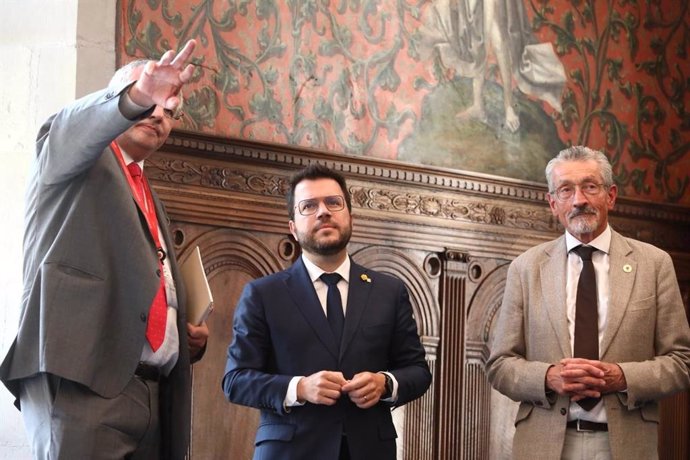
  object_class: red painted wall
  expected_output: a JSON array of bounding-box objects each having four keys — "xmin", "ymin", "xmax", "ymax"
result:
[{"xmin": 118, "ymin": 0, "xmax": 690, "ymax": 204}]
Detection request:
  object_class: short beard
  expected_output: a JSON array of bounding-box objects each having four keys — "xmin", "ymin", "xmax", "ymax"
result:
[
  {"xmin": 297, "ymin": 226, "xmax": 352, "ymax": 256},
  {"xmin": 567, "ymin": 207, "xmax": 600, "ymax": 235}
]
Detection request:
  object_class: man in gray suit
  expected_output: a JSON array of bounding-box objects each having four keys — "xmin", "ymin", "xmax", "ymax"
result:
[
  {"xmin": 487, "ymin": 146, "xmax": 690, "ymax": 459},
  {"xmin": 0, "ymin": 40, "xmax": 208, "ymax": 459}
]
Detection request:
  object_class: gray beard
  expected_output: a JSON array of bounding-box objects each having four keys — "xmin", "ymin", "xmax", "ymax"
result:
[{"xmin": 568, "ymin": 213, "xmax": 599, "ymax": 235}]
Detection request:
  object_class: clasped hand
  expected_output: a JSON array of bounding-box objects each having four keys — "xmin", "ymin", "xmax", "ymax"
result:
[
  {"xmin": 296, "ymin": 371, "xmax": 387, "ymax": 409},
  {"xmin": 546, "ymin": 358, "xmax": 627, "ymax": 402}
]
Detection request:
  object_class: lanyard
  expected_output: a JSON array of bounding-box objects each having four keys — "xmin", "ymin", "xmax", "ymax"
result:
[{"xmin": 110, "ymin": 141, "xmax": 165, "ymax": 260}]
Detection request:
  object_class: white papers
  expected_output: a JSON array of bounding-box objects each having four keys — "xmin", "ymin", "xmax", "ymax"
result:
[{"xmin": 179, "ymin": 246, "xmax": 214, "ymax": 325}]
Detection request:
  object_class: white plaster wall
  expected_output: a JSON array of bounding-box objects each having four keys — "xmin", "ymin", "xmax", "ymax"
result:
[{"xmin": 0, "ymin": 1, "xmax": 114, "ymax": 457}]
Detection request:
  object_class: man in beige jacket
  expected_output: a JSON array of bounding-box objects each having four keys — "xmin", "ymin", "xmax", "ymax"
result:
[{"xmin": 486, "ymin": 146, "xmax": 690, "ymax": 459}]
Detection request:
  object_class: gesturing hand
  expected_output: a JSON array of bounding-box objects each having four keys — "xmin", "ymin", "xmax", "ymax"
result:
[{"xmin": 129, "ymin": 39, "xmax": 197, "ymax": 110}]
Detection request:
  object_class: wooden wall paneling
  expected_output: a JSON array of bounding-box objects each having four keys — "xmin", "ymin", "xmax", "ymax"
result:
[
  {"xmin": 464, "ymin": 259, "xmax": 511, "ymax": 460},
  {"xmin": 658, "ymin": 279, "xmax": 690, "ymax": 460},
  {"xmin": 436, "ymin": 251, "xmax": 468, "ymax": 459},
  {"xmin": 172, "ymin": 225, "xmax": 294, "ymax": 459},
  {"xmin": 349, "ymin": 244, "xmax": 440, "ymax": 460},
  {"xmin": 149, "ymin": 133, "xmax": 690, "ymax": 459}
]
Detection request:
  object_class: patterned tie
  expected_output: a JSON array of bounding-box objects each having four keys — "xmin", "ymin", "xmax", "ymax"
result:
[
  {"xmin": 320, "ymin": 273, "xmax": 344, "ymax": 349},
  {"xmin": 572, "ymin": 245, "xmax": 599, "ymax": 410},
  {"xmin": 127, "ymin": 162, "xmax": 168, "ymax": 352}
]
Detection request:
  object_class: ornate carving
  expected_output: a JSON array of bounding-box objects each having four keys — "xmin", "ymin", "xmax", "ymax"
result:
[
  {"xmin": 148, "ymin": 157, "xmax": 289, "ymax": 197},
  {"xmin": 351, "ymin": 186, "xmax": 555, "ymax": 231}
]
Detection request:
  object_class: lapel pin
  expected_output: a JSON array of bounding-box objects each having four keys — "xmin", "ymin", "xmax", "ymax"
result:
[
  {"xmin": 360, "ymin": 274, "xmax": 372, "ymax": 283},
  {"xmin": 623, "ymin": 264, "xmax": 632, "ymax": 273}
]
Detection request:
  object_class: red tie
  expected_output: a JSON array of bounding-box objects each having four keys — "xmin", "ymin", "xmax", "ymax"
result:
[{"xmin": 127, "ymin": 162, "xmax": 168, "ymax": 352}]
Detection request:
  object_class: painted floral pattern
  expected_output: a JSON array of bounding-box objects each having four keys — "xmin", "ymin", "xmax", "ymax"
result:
[{"xmin": 119, "ymin": 0, "xmax": 690, "ymax": 204}]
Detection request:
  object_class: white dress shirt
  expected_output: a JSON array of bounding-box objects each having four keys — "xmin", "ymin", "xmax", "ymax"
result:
[
  {"xmin": 284, "ymin": 254, "xmax": 398, "ymax": 408},
  {"xmin": 120, "ymin": 149, "xmax": 180, "ymax": 376},
  {"xmin": 565, "ymin": 225, "xmax": 612, "ymax": 423}
]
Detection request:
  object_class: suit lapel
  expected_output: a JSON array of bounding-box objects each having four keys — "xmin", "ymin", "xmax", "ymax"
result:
[
  {"xmin": 340, "ymin": 263, "xmax": 373, "ymax": 358},
  {"xmin": 284, "ymin": 258, "xmax": 340, "ymax": 359},
  {"xmin": 600, "ymin": 231, "xmax": 635, "ymax": 357},
  {"xmin": 541, "ymin": 237, "xmax": 572, "ymax": 358}
]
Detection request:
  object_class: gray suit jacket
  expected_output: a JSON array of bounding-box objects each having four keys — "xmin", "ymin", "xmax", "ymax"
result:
[
  {"xmin": 486, "ymin": 230, "xmax": 690, "ymax": 460},
  {"xmin": 0, "ymin": 83, "xmax": 193, "ymax": 459}
]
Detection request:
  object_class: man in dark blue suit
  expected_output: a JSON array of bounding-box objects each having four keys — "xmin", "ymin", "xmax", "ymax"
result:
[{"xmin": 223, "ymin": 164, "xmax": 431, "ymax": 459}]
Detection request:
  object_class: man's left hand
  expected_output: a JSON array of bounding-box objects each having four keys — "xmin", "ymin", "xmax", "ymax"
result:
[
  {"xmin": 341, "ymin": 372, "xmax": 386, "ymax": 409},
  {"xmin": 560, "ymin": 358, "xmax": 627, "ymax": 401},
  {"xmin": 187, "ymin": 322, "xmax": 209, "ymax": 359}
]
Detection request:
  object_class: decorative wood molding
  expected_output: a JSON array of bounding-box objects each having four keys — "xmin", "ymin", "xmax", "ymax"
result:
[
  {"xmin": 162, "ymin": 132, "xmax": 690, "ymax": 225},
  {"xmin": 154, "ymin": 133, "xmax": 690, "ymax": 257},
  {"xmin": 152, "ymin": 133, "xmax": 689, "ymax": 460}
]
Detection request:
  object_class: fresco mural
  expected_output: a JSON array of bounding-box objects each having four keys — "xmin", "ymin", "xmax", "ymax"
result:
[{"xmin": 118, "ymin": 0, "xmax": 690, "ymax": 204}]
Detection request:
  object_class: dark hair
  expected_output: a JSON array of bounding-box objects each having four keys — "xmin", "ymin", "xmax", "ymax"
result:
[{"xmin": 286, "ymin": 164, "xmax": 352, "ymax": 220}]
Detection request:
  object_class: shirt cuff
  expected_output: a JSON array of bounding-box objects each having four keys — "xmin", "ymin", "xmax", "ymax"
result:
[
  {"xmin": 284, "ymin": 376, "xmax": 306, "ymax": 408},
  {"xmin": 381, "ymin": 371, "xmax": 399, "ymax": 403}
]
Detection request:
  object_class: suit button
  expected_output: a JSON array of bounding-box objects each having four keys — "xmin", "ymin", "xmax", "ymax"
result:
[
  {"xmin": 156, "ymin": 269, "xmax": 161, "ymax": 277},
  {"xmin": 105, "ymin": 92, "xmax": 114, "ymax": 99},
  {"xmin": 560, "ymin": 408, "xmax": 567, "ymax": 415},
  {"xmin": 140, "ymin": 313, "xmax": 147, "ymax": 322}
]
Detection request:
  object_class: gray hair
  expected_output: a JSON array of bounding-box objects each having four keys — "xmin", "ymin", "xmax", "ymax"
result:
[
  {"xmin": 545, "ymin": 146, "xmax": 614, "ymax": 192},
  {"xmin": 108, "ymin": 59, "xmax": 148, "ymax": 90}
]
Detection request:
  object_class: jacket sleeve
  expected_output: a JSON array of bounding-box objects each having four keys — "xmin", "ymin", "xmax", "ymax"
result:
[
  {"xmin": 35, "ymin": 82, "xmax": 150, "ymax": 186},
  {"xmin": 222, "ymin": 282, "xmax": 292, "ymax": 416},
  {"xmin": 485, "ymin": 258, "xmax": 554, "ymax": 407},
  {"xmin": 617, "ymin": 251, "xmax": 690, "ymax": 408}
]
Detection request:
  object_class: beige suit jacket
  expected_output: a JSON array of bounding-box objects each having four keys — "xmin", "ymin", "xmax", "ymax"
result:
[{"xmin": 486, "ymin": 230, "xmax": 690, "ymax": 460}]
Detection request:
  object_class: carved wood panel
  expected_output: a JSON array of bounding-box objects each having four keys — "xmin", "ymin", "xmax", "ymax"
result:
[{"xmin": 152, "ymin": 133, "xmax": 690, "ymax": 459}]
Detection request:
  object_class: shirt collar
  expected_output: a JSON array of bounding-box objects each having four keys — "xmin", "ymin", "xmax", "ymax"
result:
[
  {"xmin": 119, "ymin": 146, "xmax": 145, "ymax": 169},
  {"xmin": 302, "ymin": 253, "xmax": 351, "ymax": 284},
  {"xmin": 565, "ymin": 224, "xmax": 611, "ymax": 255}
]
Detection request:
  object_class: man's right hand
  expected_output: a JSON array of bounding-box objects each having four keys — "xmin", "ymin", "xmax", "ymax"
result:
[
  {"xmin": 545, "ymin": 362, "xmax": 606, "ymax": 399},
  {"xmin": 296, "ymin": 371, "xmax": 348, "ymax": 406},
  {"xmin": 128, "ymin": 39, "xmax": 197, "ymax": 111}
]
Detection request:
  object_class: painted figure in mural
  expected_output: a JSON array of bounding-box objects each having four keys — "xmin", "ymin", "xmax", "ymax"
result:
[
  {"xmin": 486, "ymin": 146, "xmax": 690, "ymax": 459},
  {"xmin": 0, "ymin": 40, "xmax": 209, "ymax": 459},
  {"xmin": 421, "ymin": 0, "xmax": 566, "ymax": 132},
  {"xmin": 223, "ymin": 164, "xmax": 431, "ymax": 460}
]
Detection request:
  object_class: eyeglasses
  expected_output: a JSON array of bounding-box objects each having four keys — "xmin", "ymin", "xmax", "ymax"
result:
[
  {"xmin": 162, "ymin": 108, "xmax": 184, "ymax": 121},
  {"xmin": 296, "ymin": 195, "xmax": 345, "ymax": 216},
  {"xmin": 551, "ymin": 182, "xmax": 606, "ymax": 201}
]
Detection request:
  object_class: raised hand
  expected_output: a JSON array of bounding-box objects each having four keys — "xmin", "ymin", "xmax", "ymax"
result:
[{"xmin": 129, "ymin": 39, "xmax": 197, "ymax": 110}]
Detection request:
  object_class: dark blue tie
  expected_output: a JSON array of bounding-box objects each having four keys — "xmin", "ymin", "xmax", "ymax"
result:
[
  {"xmin": 572, "ymin": 245, "xmax": 600, "ymax": 410},
  {"xmin": 320, "ymin": 273, "xmax": 344, "ymax": 348}
]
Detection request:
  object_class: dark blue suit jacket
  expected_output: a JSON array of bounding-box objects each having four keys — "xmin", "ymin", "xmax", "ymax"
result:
[{"xmin": 223, "ymin": 257, "xmax": 431, "ymax": 460}]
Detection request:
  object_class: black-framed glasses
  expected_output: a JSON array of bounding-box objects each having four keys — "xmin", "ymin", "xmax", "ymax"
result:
[
  {"xmin": 162, "ymin": 107, "xmax": 184, "ymax": 121},
  {"xmin": 296, "ymin": 195, "xmax": 345, "ymax": 216},
  {"xmin": 551, "ymin": 182, "xmax": 606, "ymax": 201}
]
